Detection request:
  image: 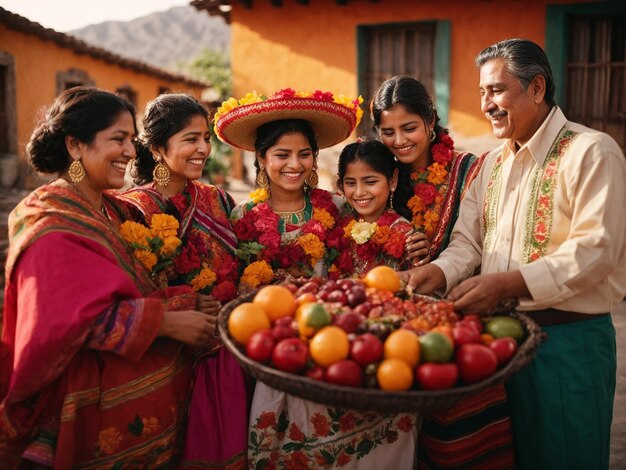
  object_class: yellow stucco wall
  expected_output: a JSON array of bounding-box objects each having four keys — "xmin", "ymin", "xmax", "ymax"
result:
[
  {"xmin": 228, "ymin": 0, "xmax": 598, "ymax": 142},
  {"xmin": 1, "ymin": 24, "xmax": 205, "ymax": 159}
]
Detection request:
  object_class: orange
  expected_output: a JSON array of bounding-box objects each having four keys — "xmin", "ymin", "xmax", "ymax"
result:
[
  {"xmin": 431, "ymin": 325, "xmax": 454, "ymax": 348},
  {"xmin": 363, "ymin": 266, "xmax": 401, "ymax": 293},
  {"xmin": 298, "ymin": 303, "xmax": 331, "ymax": 337},
  {"xmin": 480, "ymin": 333, "xmax": 495, "ymax": 347},
  {"xmin": 228, "ymin": 302, "xmax": 270, "ymax": 345},
  {"xmin": 309, "ymin": 326, "xmax": 350, "ymax": 367},
  {"xmin": 384, "ymin": 329, "xmax": 421, "ymax": 367},
  {"xmin": 253, "ymin": 285, "xmax": 296, "ymax": 322},
  {"xmin": 377, "ymin": 358, "xmax": 414, "ymax": 391}
]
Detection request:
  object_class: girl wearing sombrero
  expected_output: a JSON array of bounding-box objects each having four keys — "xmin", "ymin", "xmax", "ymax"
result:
[{"xmin": 215, "ymin": 89, "xmax": 417, "ymax": 468}]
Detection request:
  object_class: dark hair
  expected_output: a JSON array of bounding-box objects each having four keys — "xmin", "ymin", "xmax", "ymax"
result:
[
  {"xmin": 371, "ymin": 76, "xmax": 447, "ymax": 138},
  {"xmin": 26, "ymin": 86, "xmax": 136, "ymax": 174},
  {"xmin": 133, "ymin": 93, "xmax": 209, "ymax": 185},
  {"xmin": 253, "ymin": 119, "xmax": 319, "ymax": 176},
  {"xmin": 337, "ymin": 140, "xmax": 412, "ymax": 221},
  {"xmin": 475, "ymin": 38, "xmax": 556, "ymax": 107}
]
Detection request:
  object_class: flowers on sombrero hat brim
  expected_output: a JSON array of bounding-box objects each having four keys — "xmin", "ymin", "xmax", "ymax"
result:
[{"xmin": 214, "ymin": 88, "xmax": 363, "ymax": 151}]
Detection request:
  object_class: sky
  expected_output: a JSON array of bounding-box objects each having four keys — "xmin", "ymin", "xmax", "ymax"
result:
[{"xmin": 0, "ymin": 0, "xmax": 191, "ymax": 32}]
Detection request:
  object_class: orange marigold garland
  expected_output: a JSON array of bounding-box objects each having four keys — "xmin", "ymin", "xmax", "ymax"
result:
[{"xmin": 408, "ymin": 133, "xmax": 455, "ymax": 238}]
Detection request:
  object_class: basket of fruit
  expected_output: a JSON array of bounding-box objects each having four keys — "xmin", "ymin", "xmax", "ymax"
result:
[{"xmin": 218, "ymin": 268, "xmax": 546, "ymax": 413}]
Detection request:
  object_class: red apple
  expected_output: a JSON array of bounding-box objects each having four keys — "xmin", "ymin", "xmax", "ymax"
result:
[
  {"xmin": 350, "ymin": 333, "xmax": 384, "ymax": 366},
  {"xmin": 296, "ymin": 281, "xmax": 319, "ymax": 296},
  {"xmin": 490, "ymin": 337, "xmax": 518, "ymax": 367},
  {"xmin": 272, "ymin": 324, "xmax": 298, "ymax": 341},
  {"xmin": 456, "ymin": 344, "xmax": 498, "ymax": 384},
  {"xmin": 327, "ymin": 289, "xmax": 347, "ymax": 304},
  {"xmin": 346, "ymin": 286, "xmax": 367, "ymax": 307},
  {"xmin": 416, "ymin": 363, "xmax": 459, "ymax": 390},
  {"xmin": 306, "ymin": 365, "xmax": 326, "ymax": 381},
  {"xmin": 352, "ymin": 302, "xmax": 372, "ymax": 317},
  {"xmin": 326, "ymin": 360, "xmax": 364, "ymax": 388},
  {"xmin": 333, "ymin": 312, "xmax": 366, "ymax": 333},
  {"xmin": 283, "ymin": 283, "xmax": 298, "ymax": 294},
  {"xmin": 337, "ymin": 279, "xmax": 355, "ymax": 291},
  {"xmin": 272, "ymin": 338, "xmax": 309, "ymax": 373},
  {"xmin": 452, "ymin": 322, "xmax": 481, "ymax": 346},
  {"xmin": 246, "ymin": 329, "xmax": 276, "ymax": 364}
]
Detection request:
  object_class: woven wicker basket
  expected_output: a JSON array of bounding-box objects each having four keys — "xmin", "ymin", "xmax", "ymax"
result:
[{"xmin": 218, "ymin": 293, "xmax": 546, "ymax": 413}]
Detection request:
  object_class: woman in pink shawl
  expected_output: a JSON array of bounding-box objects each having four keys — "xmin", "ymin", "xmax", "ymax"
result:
[
  {"xmin": 116, "ymin": 94, "xmax": 250, "ymax": 470},
  {"xmin": 0, "ymin": 87, "xmax": 214, "ymax": 468}
]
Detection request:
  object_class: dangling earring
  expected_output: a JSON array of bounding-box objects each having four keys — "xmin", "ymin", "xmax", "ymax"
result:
[
  {"xmin": 129, "ymin": 159, "xmax": 139, "ymax": 179},
  {"xmin": 305, "ymin": 168, "xmax": 319, "ymax": 188},
  {"xmin": 153, "ymin": 155, "xmax": 170, "ymax": 186},
  {"xmin": 68, "ymin": 156, "xmax": 85, "ymax": 184},
  {"xmin": 256, "ymin": 165, "xmax": 269, "ymax": 188},
  {"xmin": 430, "ymin": 129, "xmax": 437, "ymax": 142},
  {"xmin": 389, "ymin": 188, "xmax": 396, "ymax": 212}
]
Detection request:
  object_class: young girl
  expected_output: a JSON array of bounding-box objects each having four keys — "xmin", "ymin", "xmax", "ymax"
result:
[{"xmin": 329, "ymin": 140, "xmax": 415, "ymax": 278}]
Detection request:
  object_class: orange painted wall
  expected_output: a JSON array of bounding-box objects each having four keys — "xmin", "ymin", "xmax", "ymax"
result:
[
  {"xmin": 1, "ymin": 24, "xmax": 205, "ymax": 158},
  {"xmin": 229, "ymin": 0, "xmax": 599, "ymax": 140}
]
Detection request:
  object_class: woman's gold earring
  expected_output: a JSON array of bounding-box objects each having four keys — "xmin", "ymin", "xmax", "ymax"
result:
[
  {"xmin": 68, "ymin": 157, "xmax": 85, "ymax": 184},
  {"xmin": 256, "ymin": 165, "xmax": 269, "ymax": 188},
  {"xmin": 153, "ymin": 155, "xmax": 170, "ymax": 186},
  {"xmin": 430, "ymin": 129, "xmax": 437, "ymax": 142},
  {"xmin": 305, "ymin": 169, "xmax": 319, "ymax": 188},
  {"xmin": 389, "ymin": 189, "xmax": 395, "ymax": 212}
]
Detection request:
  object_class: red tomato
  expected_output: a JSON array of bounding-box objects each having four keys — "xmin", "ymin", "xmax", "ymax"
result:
[
  {"xmin": 272, "ymin": 338, "xmax": 309, "ymax": 373},
  {"xmin": 452, "ymin": 323, "xmax": 481, "ymax": 346},
  {"xmin": 305, "ymin": 365, "xmax": 326, "ymax": 381},
  {"xmin": 462, "ymin": 314, "xmax": 484, "ymax": 334},
  {"xmin": 245, "ymin": 329, "xmax": 276, "ymax": 364},
  {"xmin": 325, "ymin": 360, "xmax": 364, "ymax": 388},
  {"xmin": 456, "ymin": 344, "xmax": 498, "ymax": 384},
  {"xmin": 415, "ymin": 363, "xmax": 459, "ymax": 390},
  {"xmin": 490, "ymin": 337, "xmax": 518, "ymax": 367}
]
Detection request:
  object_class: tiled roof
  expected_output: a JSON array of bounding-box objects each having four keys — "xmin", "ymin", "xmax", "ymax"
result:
[{"xmin": 0, "ymin": 6, "xmax": 209, "ymax": 88}]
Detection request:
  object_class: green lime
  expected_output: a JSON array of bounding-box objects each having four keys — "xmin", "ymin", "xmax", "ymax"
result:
[
  {"xmin": 303, "ymin": 303, "xmax": 331, "ymax": 328},
  {"xmin": 419, "ymin": 332, "xmax": 454, "ymax": 363},
  {"xmin": 485, "ymin": 316, "xmax": 525, "ymax": 343}
]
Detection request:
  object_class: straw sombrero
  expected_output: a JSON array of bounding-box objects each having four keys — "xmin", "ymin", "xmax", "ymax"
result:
[{"xmin": 214, "ymin": 89, "xmax": 363, "ymax": 151}]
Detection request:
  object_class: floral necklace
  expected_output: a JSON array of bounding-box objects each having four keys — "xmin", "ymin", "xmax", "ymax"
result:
[
  {"xmin": 232, "ymin": 187, "xmax": 339, "ymax": 287},
  {"xmin": 328, "ymin": 211, "xmax": 411, "ymax": 278},
  {"xmin": 407, "ymin": 133, "xmax": 455, "ymax": 238}
]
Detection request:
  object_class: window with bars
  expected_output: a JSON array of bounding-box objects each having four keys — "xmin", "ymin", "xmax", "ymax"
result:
[
  {"xmin": 358, "ymin": 22, "xmax": 436, "ymax": 138},
  {"xmin": 565, "ymin": 15, "xmax": 626, "ymax": 152}
]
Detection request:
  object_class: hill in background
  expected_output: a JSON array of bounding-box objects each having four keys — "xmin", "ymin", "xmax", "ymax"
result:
[{"xmin": 69, "ymin": 6, "xmax": 230, "ymax": 71}]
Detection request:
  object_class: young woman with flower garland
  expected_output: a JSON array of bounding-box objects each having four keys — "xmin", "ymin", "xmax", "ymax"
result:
[
  {"xmin": 1, "ymin": 88, "xmax": 213, "ymax": 467},
  {"xmin": 372, "ymin": 76, "xmax": 515, "ymax": 469},
  {"xmin": 329, "ymin": 139, "xmax": 415, "ymax": 278},
  {"xmin": 215, "ymin": 89, "xmax": 420, "ymax": 469},
  {"xmin": 114, "ymin": 94, "xmax": 250, "ymax": 470}
]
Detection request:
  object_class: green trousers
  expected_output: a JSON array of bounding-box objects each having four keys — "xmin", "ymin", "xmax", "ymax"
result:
[{"xmin": 506, "ymin": 315, "xmax": 616, "ymax": 470}]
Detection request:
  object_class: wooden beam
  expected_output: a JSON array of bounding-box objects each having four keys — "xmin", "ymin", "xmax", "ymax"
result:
[{"xmin": 269, "ymin": 0, "xmax": 283, "ymax": 6}]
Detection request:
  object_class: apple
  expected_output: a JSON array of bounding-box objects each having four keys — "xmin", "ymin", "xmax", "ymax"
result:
[
  {"xmin": 246, "ymin": 329, "xmax": 276, "ymax": 364},
  {"xmin": 346, "ymin": 286, "xmax": 367, "ymax": 307},
  {"xmin": 350, "ymin": 333, "xmax": 384, "ymax": 366},
  {"xmin": 272, "ymin": 324, "xmax": 297, "ymax": 341},
  {"xmin": 272, "ymin": 338, "xmax": 309, "ymax": 373},
  {"xmin": 456, "ymin": 344, "xmax": 498, "ymax": 383},
  {"xmin": 326, "ymin": 360, "xmax": 364, "ymax": 388},
  {"xmin": 327, "ymin": 289, "xmax": 347, "ymax": 304},
  {"xmin": 337, "ymin": 279, "xmax": 355, "ymax": 291},
  {"xmin": 306, "ymin": 365, "xmax": 326, "ymax": 381},
  {"xmin": 333, "ymin": 312, "xmax": 366, "ymax": 333},
  {"xmin": 296, "ymin": 281, "xmax": 319, "ymax": 296},
  {"xmin": 352, "ymin": 302, "xmax": 372, "ymax": 317},
  {"xmin": 416, "ymin": 363, "xmax": 459, "ymax": 390},
  {"xmin": 452, "ymin": 322, "xmax": 481, "ymax": 346},
  {"xmin": 490, "ymin": 337, "xmax": 518, "ymax": 367},
  {"xmin": 283, "ymin": 283, "xmax": 298, "ymax": 294}
]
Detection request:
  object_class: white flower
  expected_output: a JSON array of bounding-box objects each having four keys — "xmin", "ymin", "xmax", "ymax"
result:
[{"xmin": 351, "ymin": 221, "xmax": 377, "ymax": 244}]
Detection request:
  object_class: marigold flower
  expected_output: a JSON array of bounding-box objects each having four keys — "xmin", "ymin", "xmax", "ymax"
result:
[
  {"xmin": 297, "ymin": 233, "xmax": 326, "ymax": 263},
  {"xmin": 412, "ymin": 214, "xmax": 425, "ymax": 230},
  {"xmin": 241, "ymin": 260, "xmax": 273, "ymax": 288},
  {"xmin": 135, "ymin": 249, "xmax": 157, "ymax": 271},
  {"xmin": 426, "ymin": 163, "xmax": 448, "ymax": 185},
  {"xmin": 407, "ymin": 195, "xmax": 425, "ymax": 214},
  {"xmin": 238, "ymin": 90, "xmax": 263, "ymax": 106},
  {"xmin": 371, "ymin": 225, "xmax": 390, "ymax": 245},
  {"xmin": 312, "ymin": 207, "xmax": 335, "ymax": 229},
  {"xmin": 119, "ymin": 221, "xmax": 151, "ymax": 246},
  {"xmin": 249, "ymin": 187, "xmax": 269, "ymax": 204},
  {"xmin": 424, "ymin": 210, "xmax": 440, "ymax": 235},
  {"xmin": 343, "ymin": 219, "xmax": 356, "ymax": 238},
  {"xmin": 190, "ymin": 265, "xmax": 217, "ymax": 291},
  {"xmin": 159, "ymin": 236, "xmax": 182, "ymax": 256},
  {"xmin": 350, "ymin": 221, "xmax": 377, "ymax": 244},
  {"xmin": 150, "ymin": 214, "xmax": 179, "ymax": 239}
]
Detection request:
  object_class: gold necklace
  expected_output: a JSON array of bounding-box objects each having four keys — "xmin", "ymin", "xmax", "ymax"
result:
[{"xmin": 273, "ymin": 200, "xmax": 306, "ymax": 225}]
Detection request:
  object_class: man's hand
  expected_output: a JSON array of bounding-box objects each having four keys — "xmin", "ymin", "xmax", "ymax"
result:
[
  {"xmin": 447, "ymin": 271, "xmax": 530, "ymax": 314},
  {"xmin": 405, "ymin": 231, "xmax": 431, "ymax": 266},
  {"xmin": 398, "ymin": 264, "xmax": 447, "ymax": 294}
]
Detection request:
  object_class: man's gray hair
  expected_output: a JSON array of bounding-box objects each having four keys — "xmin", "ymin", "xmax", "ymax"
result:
[{"xmin": 476, "ymin": 38, "xmax": 556, "ymax": 108}]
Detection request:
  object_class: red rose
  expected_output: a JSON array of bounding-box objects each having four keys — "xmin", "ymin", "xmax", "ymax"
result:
[
  {"xmin": 336, "ymin": 250, "xmax": 354, "ymax": 273},
  {"xmin": 356, "ymin": 241, "xmax": 377, "ymax": 261},
  {"xmin": 174, "ymin": 244, "xmax": 201, "ymax": 274},
  {"xmin": 326, "ymin": 224, "xmax": 348, "ymax": 250},
  {"xmin": 383, "ymin": 231, "xmax": 407, "ymax": 259},
  {"xmin": 309, "ymin": 189, "xmax": 338, "ymax": 216},
  {"xmin": 233, "ymin": 214, "xmax": 257, "ymax": 241},
  {"xmin": 216, "ymin": 255, "xmax": 238, "ymax": 283},
  {"xmin": 277, "ymin": 243, "xmax": 306, "ymax": 268},
  {"xmin": 271, "ymin": 88, "xmax": 297, "ymax": 99},
  {"xmin": 414, "ymin": 183, "xmax": 437, "ymax": 206},
  {"xmin": 301, "ymin": 219, "xmax": 326, "ymax": 241},
  {"xmin": 259, "ymin": 229, "xmax": 282, "ymax": 251},
  {"xmin": 211, "ymin": 280, "xmax": 237, "ymax": 302}
]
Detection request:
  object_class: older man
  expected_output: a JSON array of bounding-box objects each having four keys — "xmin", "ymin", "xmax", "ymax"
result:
[{"xmin": 403, "ymin": 38, "xmax": 626, "ymax": 469}]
